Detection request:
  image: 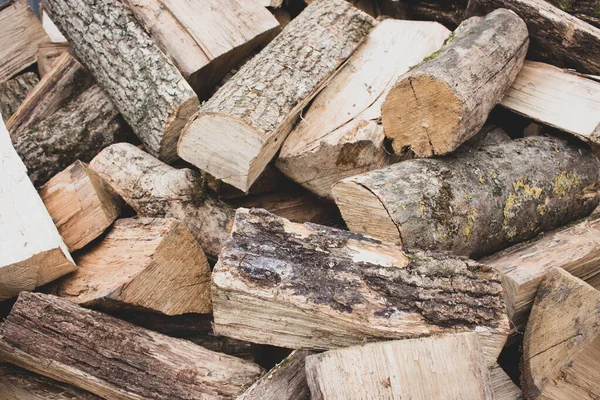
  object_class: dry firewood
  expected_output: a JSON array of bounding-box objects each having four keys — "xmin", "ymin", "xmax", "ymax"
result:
[
  {"xmin": 467, "ymin": 0, "xmax": 600, "ymax": 75},
  {"xmin": 89, "ymin": 143, "xmax": 234, "ymax": 259},
  {"xmin": 125, "ymin": 0, "xmax": 279, "ymax": 96},
  {"xmin": 40, "ymin": 8, "xmax": 67, "ymax": 43},
  {"xmin": 178, "ymin": 0, "xmax": 374, "ymax": 192},
  {"xmin": 45, "ymin": 218, "xmax": 212, "ymax": 315},
  {"xmin": 43, "ymin": 0, "xmax": 198, "ymax": 162},
  {"xmin": 0, "ymin": 116, "xmax": 75, "ymax": 302},
  {"xmin": 206, "ymin": 164, "xmax": 296, "ymax": 200},
  {"xmin": 213, "ymin": 208, "xmax": 509, "ymax": 365},
  {"xmin": 522, "ymin": 268, "xmax": 600, "ymax": 399},
  {"xmin": 305, "ymin": 333, "xmax": 494, "ymax": 400},
  {"xmin": 544, "ymin": 0, "xmax": 600, "ymax": 27},
  {"xmin": 39, "ymin": 160, "xmax": 122, "ymax": 252},
  {"xmin": 0, "ymin": 72, "xmax": 38, "ymax": 120},
  {"xmin": 379, "ymin": 0, "xmax": 468, "ymax": 28},
  {"xmin": 36, "ymin": 42, "xmax": 69, "ymax": 77},
  {"xmin": 0, "ymin": 292, "xmax": 264, "ymax": 400},
  {"xmin": 261, "ymin": 0, "xmax": 283, "ymax": 7},
  {"xmin": 332, "ymin": 136, "xmax": 600, "ymax": 258},
  {"xmin": 491, "ymin": 364, "xmax": 524, "ymax": 400},
  {"xmin": 0, "ymin": 0, "xmax": 49, "ymax": 82},
  {"xmin": 276, "ymin": 19, "xmax": 450, "ymax": 198},
  {"xmin": 381, "ymin": 9, "xmax": 528, "ymax": 157}
]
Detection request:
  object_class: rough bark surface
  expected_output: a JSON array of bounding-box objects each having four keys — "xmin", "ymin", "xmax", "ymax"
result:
[
  {"xmin": 178, "ymin": 0, "xmax": 374, "ymax": 192},
  {"xmin": 0, "ymin": 72, "xmax": 39, "ymax": 120},
  {"xmin": 0, "ymin": 292, "xmax": 264, "ymax": 400},
  {"xmin": 213, "ymin": 208, "xmax": 509, "ymax": 365},
  {"xmin": 379, "ymin": 0, "xmax": 468, "ymax": 29},
  {"xmin": 333, "ymin": 136, "xmax": 600, "ymax": 258},
  {"xmin": 545, "ymin": 0, "xmax": 600, "ymax": 28},
  {"xmin": 382, "ymin": 9, "xmax": 529, "ymax": 157},
  {"xmin": 43, "ymin": 0, "xmax": 199, "ymax": 162}
]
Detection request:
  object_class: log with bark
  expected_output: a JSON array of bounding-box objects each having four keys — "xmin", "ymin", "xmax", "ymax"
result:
[
  {"xmin": 379, "ymin": 0, "xmax": 468, "ymax": 29},
  {"xmin": 381, "ymin": 9, "xmax": 528, "ymax": 157},
  {"xmin": 521, "ymin": 268, "xmax": 600, "ymax": 399},
  {"xmin": 544, "ymin": 0, "xmax": 600, "ymax": 28},
  {"xmin": 466, "ymin": 0, "xmax": 600, "ymax": 74},
  {"xmin": 43, "ymin": 0, "xmax": 199, "ymax": 162},
  {"xmin": 36, "ymin": 42, "xmax": 69, "ymax": 77},
  {"xmin": 0, "ymin": 72, "xmax": 39, "ymax": 120},
  {"xmin": 177, "ymin": 0, "xmax": 374, "ymax": 192},
  {"xmin": 332, "ymin": 136, "xmax": 600, "ymax": 258},
  {"xmin": 212, "ymin": 208, "xmax": 509, "ymax": 365},
  {"xmin": 276, "ymin": 19, "xmax": 450, "ymax": 198},
  {"xmin": 89, "ymin": 143, "xmax": 234, "ymax": 259},
  {"xmin": 0, "ymin": 292, "xmax": 264, "ymax": 400}
]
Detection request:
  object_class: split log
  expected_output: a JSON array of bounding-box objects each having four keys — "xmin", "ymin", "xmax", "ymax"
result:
[
  {"xmin": 544, "ymin": 0, "xmax": 600, "ymax": 28},
  {"xmin": 0, "ymin": 116, "xmax": 75, "ymax": 302},
  {"xmin": 213, "ymin": 208, "xmax": 509, "ymax": 365},
  {"xmin": 381, "ymin": 9, "xmax": 528, "ymax": 157},
  {"xmin": 522, "ymin": 268, "xmax": 600, "ymax": 399},
  {"xmin": 491, "ymin": 364, "xmax": 524, "ymax": 400},
  {"xmin": 45, "ymin": 218, "xmax": 212, "ymax": 315},
  {"xmin": 125, "ymin": 0, "xmax": 279, "ymax": 96},
  {"xmin": 36, "ymin": 42, "xmax": 69, "ymax": 77},
  {"xmin": 0, "ymin": 292, "xmax": 264, "ymax": 399},
  {"xmin": 500, "ymin": 61, "xmax": 600, "ymax": 145},
  {"xmin": 44, "ymin": 0, "xmax": 199, "ymax": 162},
  {"xmin": 466, "ymin": 0, "xmax": 600, "ymax": 74},
  {"xmin": 0, "ymin": 0, "xmax": 49, "ymax": 82},
  {"xmin": 238, "ymin": 350, "xmax": 313, "ymax": 400},
  {"xmin": 332, "ymin": 136, "xmax": 600, "ymax": 258},
  {"xmin": 276, "ymin": 19, "xmax": 450, "ymax": 198},
  {"xmin": 89, "ymin": 143, "xmax": 234, "ymax": 259},
  {"xmin": 0, "ymin": 72, "xmax": 39, "ymax": 120},
  {"xmin": 39, "ymin": 160, "xmax": 123, "ymax": 252},
  {"xmin": 484, "ymin": 216, "xmax": 600, "ymax": 331},
  {"xmin": 305, "ymin": 333, "xmax": 494, "ymax": 400},
  {"xmin": 177, "ymin": 0, "xmax": 374, "ymax": 192}
]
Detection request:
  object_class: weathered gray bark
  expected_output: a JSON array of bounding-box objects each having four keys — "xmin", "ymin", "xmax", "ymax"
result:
[
  {"xmin": 0, "ymin": 72, "xmax": 38, "ymax": 120},
  {"xmin": 43, "ymin": 0, "xmax": 198, "ymax": 162},
  {"xmin": 382, "ymin": 9, "xmax": 528, "ymax": 157},
  {"xmin": 213, "ymin": 208, "xmax": 509, "ymax": 365},
  {"xmin": 178, "ymin": 0, "xmax": 374, "ymax": 192},
  {"xmin": 332, "ymin": 136, "xmax": 600, "ymax": 258}
]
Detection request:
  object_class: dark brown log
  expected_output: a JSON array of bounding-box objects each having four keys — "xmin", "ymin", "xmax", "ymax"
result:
[
  {"xmin": 379, "ymin": 0, "xmax": 468, "ymax": 29},
  {"xmin": 544, "ymin": 0, "xmax": 600, "ymax": 28},
  {"xmin": 0, "ymin": 72, "xmax": 39, "ymax": 120}
]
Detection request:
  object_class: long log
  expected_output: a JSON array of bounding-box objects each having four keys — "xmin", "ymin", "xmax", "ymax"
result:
[
  {"xmin": 213, "ymin": 208, "xmax": 509, "ymax": 365},
  {"xmin": 43, "ymin": 0, "xmax": 199, "ymax": 162},
  {"xmin": 332, "ymin": 136, "xmax": 600, "ymax": 258},
  {"xmin": 381, "ymin": 9, "xmax": 528, "ymax": 157},
  {"xmin": 0, "ymin": 292, "xmax": 264, "ymax": 400},
  {"xmin": 0, "ymin": 72, "xmax": 39, "ymax": 120},
  {"xmin": 276, "ymin": 19, "xmax": 450, "ymax": 198},
  {"xmin": 177, "ymin": 0, "xmax": 374, "ymax": 192}
]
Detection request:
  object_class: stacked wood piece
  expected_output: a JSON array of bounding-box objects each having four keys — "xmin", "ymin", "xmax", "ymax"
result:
[{"xmin": 0, "ymin": 72, "xmax": 39, "ymax": 119}]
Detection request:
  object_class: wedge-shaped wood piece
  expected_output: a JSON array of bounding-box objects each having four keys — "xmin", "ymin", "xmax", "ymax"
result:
[
  {"xmin": 305, "ymin": 333, "xmax": 494, "ymax": 400},
  {"xmin": 0, "ymin": 116, "xmax": 75, "ymax": 301},
  {"xmin": 491, "ymin": 364, "xmax": 524, "ymax": 400},
  {"xmin": 277, "ymin": 19, "xmax": 450, "ymax": 198},
  {"xmin": 37, "ymin": 42, "xmax": 69, "ymax": 77},
  {"xmin": 382, "ymin": 9, "xmax": 528, "ymax": 157},
  {"xmin": 484, "ymin": 216, "xmax": 600, "ymax": 331},
  {"xmin": 522, "ymin": 268, "xmax": 600, "ymax": 399},
  {"xmin": 39, "ymin": 160, "xmax": 123, "ymax": 252},
  {"xmin": 0, "ymin": 292, "xmax": 263, "ymax": 399},
  {"xmin": 44, "ymin": 0, "xmax": 198, "ymax": 162},
  {"xmin": 332, "ymin": 136, "xmax": 600, "ymax": 258},
  {"xmin": 213, "ymin": 208, "xmax": 509, "ymax": 365},
  {"xmin": 178, "ymin": 0, "xmax": 374, "ymax": 192},
  {"xmin": 0, "ymin": 72, "xmax": 39, "ymax": 120},
  {"xmin": 90, "ymin": 143, "xmax": 234, "ymax": 259},
  {"xmin": 46, "ymin": 218, "xmax": 212, "ymax": 315},
  {"xmin": 0, "ymin": 0, "xmax": 49, "ymax": 82}
]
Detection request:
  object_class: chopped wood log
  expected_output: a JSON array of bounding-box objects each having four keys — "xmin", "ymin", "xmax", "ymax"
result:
[
  {"xmin": 545, "ymin": 0, "xmax": 600, "ymax": 28},
  {"xmin": 500, "ymin": 61, "xmax": 600, "ymax": 145},
  {"xmin": 484, "ymin": 216, "xmax": 600, "ymax": 331},
  {"xmin": 276, "ymin": 19, "xmax": 450, "ymax": 198},
  {"xmin": 125, "ymin": 0, "xmax": 279, "ymax": 96},
  {"xmin": 89, "ymin": 143, "xmax": 234, "ymax": 259},
  {"xmin": 207, "ymin": 164, "xmax": 296, "ymax": 200},
  {"xmin": 0, "ymin": 292, "xmax": 264, "ymax": 399},
  {"xmin": 0, "ymin": 363, "xmax": 101, "ymax": 400},
  {"xmin": 36, "ymin": 42, "xmax": 69, "ymax": 77},
  {"xmin": 177, "ymin": 0, "xmax": 374, "ymax": 192},
  {"xmin": 491, "ymin": 364, "xmax": 524, "ymax": 400},
  {"xmin": 39, "ymin": 160, "xmax": 123, "ymax": 252},
  {"xmin": 0, "ymin": 0, "xmax": 49, "ymax": 82},
  {"xmin": 0, "ymin": 72, "xmax": 39, "ymax": 120},
  {"xmin": 43, "ymin": 0, "xmax": 199, "ymax": 162},
  {"xmin": 466, "ymin": 0, "xmax": 600, "ymax": 74},
  {"xmin": 381, "ymin": 9, "xmax": 528, "ymax": 157},
  {"xmin": 213, "ymin": 208, "xmax": 509, "ymax": 365},
  {"xmin": 238, "ymin": 350, "xmax": 313, "ymax": 400},
  {"xmin": 332, "ymin": 136, "xmax": 600, "ymax": 258},
  {"xmin": 45, "ymin": 218, "xmax": 212, "ymax": 315},
  {"xmin": 379, "ymin": 0, "xmax": 468, "ymax": 28},
  {"xmin": 0, "ymin": 116, "xmax": 75, "ymax": 302},
  {"xmin": 522, "ymin": 268, "xmax": 600, "ymax": 399},
  {"xmin": 305, "ymin": 333, "xmax": 494, "ymax": 400}
]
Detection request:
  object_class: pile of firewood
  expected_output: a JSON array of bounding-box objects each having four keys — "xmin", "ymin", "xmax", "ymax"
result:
[{"xmin": 1, "ymin": 0, "xmax": 599, "ymax": 398}]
